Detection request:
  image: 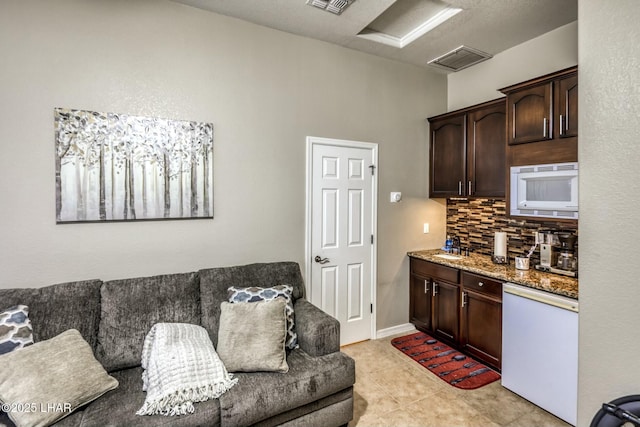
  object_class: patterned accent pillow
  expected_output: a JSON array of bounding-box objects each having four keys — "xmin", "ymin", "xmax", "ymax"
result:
[
  {"xmin": 227, "ymin": 285, "xmax": 297, "ymax": 350},
  {"xmin": 0, "ymin": 305, "xmax": 34, "ymax": 355}
]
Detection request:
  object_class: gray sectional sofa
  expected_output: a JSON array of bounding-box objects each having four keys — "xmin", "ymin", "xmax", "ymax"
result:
[{"xmin": 0, "ymin": 262, "xmax": 355, "ymax": 427}]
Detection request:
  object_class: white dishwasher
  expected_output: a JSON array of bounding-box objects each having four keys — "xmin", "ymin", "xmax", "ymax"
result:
[{"xmin": 502, "ymin": 283, "xmax": 579, "ymax": 426}]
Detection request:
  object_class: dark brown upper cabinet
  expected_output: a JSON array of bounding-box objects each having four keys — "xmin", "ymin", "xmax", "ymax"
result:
[
  {"xmin": 505, "ymin": 83, "xmax": 553, "ymax": 145},
  {"xmin": 429, "ymin": 115, "xmax": 466, "ymax": 198},
  {"xmin": 557, "ymin": 73, "xmax": 578, "ymax": 138},
  {"xmin": 428, "ymin": 98, "xmax": 506, "ymax": 198},
  {"xmin": 467, "ymin": 101, "xmax": 506, "ymax": 197},
  {"xmin": 501, "ymin": 66, "xmax": 578, "ymax": 167},
  {"xmin": 501, "ymin": 66, "xmax": 578, "ymax": 145}
]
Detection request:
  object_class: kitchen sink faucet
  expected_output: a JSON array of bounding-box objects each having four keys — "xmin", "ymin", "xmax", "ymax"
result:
[{"xmin": 451, "ymin": 236, "xmax": 461, "ymax": 254}]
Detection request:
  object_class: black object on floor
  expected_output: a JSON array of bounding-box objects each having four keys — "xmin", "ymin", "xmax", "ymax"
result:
[{"xmin": 591, "ymin": 395, "xmax": 640, "ymax": 427}]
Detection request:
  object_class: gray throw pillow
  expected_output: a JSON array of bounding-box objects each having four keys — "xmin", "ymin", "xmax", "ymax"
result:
[
  {"xmin": 227, "ymin": 284, "xmax": 298, "ymax": 350},
  {"xmin": 0, "ymin": 305, "xmax": 33, "ymax": 355},
  {"xmin": 217, "ymin": 299, "xmax": 288, "ymax": 373},
  {"xmin": 0, "ymin": 329, "xmax": 119, "ymax": 427}
]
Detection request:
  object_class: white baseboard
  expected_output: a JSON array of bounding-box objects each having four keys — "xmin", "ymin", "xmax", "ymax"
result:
[{"xmin": 375, "ymin": 323, "xmax": 416, "ymax": 339}]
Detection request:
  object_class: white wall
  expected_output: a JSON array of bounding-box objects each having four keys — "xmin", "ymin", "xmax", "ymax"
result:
[
  {"xmin": 0, "ymin": 0, "xmax": 447, "ymax": 331},
  {"xmin": 578, "ymin": 1, "xmax": 640, "ymax": 425},
  {"xmin": 447, "ymin": 21, "xmax": 578, "ymax": 111}
]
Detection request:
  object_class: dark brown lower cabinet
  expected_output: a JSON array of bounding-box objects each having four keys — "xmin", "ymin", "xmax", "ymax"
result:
[
  {"xmin": 409, "ymin": 257, "xmax": 502, "ymax": 370},
  {"xmin": 410, "ymin": 273, "xmax": 432, "ymax": 331},
  {"xmin": 433, "ymin": 280, "xmax": 460, "ymax": 344},
  {"xmin": 460, "ymin": 272, "xmax": 502, "ymax": 369}
]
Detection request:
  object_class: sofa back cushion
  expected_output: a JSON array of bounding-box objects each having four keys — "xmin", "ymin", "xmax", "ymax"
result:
[
  {"xmin": 96, "ymin": 272, "xmax": 200, "ymax": 372},
  {"xmin": 198, "ymin": 262, "xmax": 305, "ymax": 347},
  {"xmin": 0, "ymin": 280, "xmax": 102, "ymax": 352}
]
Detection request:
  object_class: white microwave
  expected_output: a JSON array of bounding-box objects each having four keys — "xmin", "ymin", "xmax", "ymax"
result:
[{"xmin": 510, "ymin": 162, "xmax": 578, "ymax": 219}]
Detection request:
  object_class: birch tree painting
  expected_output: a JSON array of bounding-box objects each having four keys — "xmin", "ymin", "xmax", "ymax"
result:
[{"xmin": 55, "ymin": 108, "xmax": 213, "ymax": 223}]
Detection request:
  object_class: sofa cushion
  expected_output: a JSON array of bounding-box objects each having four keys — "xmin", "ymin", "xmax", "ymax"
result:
[
  {"xmin": 0, "ymin": 409, "xmax": 86, "ymax": 427},
  {"xmin": 227, "ymin": 284, "xmax": 297, "ymax": 349},
  {"xmin": 79, "ymin": 366, "xmax": 221, "ymax": 427},
  {"xmin": 0, "ymin": 329, "xmax": 118, "ymax": 427},
  {"xmin": 219, "ymin": 348, "xmax": 355, "ymax": 427},
  {"xmin": 0, "ymin": 280, "xmax": 102, "ymax": 351},
  {"xmin": 0, "ymin": 305, "xmax": 33, "ymax": 355},
  {"xmin": 199, "ymin": 262, "xmax": 305, "ymax": 346},
  {"xmin": 96, "ymin": 273, "xmax": 200, "ymax": 372},
  {"xmin": 217, "ymin": 299, "xmax": 288, "ymax": 373},
  {"xmin": 251, "ymin": 388, "xmax": 353, "ymax": 427}
]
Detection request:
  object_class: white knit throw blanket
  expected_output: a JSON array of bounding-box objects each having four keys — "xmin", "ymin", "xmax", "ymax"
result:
[{"xmin": 136, "ymin": 323, "xmax": 237, "ymax": 417}]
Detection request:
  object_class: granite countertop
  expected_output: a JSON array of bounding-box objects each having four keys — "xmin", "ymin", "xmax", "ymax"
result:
[{"xmin": 407, "ymin": 249, "xmax": 578, "ymax": 299}]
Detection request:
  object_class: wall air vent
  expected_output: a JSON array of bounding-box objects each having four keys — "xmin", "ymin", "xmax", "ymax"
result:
[
  {"xmin": 306, "ymin": 0, "xmax": 355, "ymax": 15},
  {"xmin": 427, "ymin": 45, "xmax": 492, "ymax": 72}
]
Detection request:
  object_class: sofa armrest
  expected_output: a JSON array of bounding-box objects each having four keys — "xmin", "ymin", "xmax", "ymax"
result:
[{"xmin": 294, "ymin": 298, "xmax": 340, "ymax": 357}]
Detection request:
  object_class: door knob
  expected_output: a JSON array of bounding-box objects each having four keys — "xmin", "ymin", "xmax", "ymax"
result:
[{"xmin": 314, "ymin": 256, "xmax": 330, "ymax": 264}]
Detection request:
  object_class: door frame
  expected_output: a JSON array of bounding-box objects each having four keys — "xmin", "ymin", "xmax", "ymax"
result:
[{"xmin": 304, "ymin": 136, "xmax": 378, "ymax": 342}]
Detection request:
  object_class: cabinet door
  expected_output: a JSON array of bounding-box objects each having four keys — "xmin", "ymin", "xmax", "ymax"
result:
[
  {"xmin": 467, "ymin": 102, "xmax": 506, "ymax": 197},
  {"xmin": 432, "ymin": 280, "xmax": 459, "ymax": 344},
  {"xmin": 461, "ymin": 289, "xmax": 502, "ymax": 369},
  {"xmin": 410, "ymin": 274, "xmax": 432, "ymax": 331},
  {"xmin": 430, "ymin": 115, "xmax": 466, "ymax": 197},
  {"xmin": 507, "ymin": 83, "xmax": 553, "ymax": 145},
  {"xmin": 557, "ymin": 74, "xmax": 578, "ymax": 138}
]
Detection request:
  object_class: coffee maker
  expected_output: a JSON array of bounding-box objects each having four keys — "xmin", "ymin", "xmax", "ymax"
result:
[
  {"xmin": 534, "ymin": 230, "xmax": 578, "ymax": 277},
  {"xmin": 556, "ymin": 232, "xmax": 578, "ymax": 276}
]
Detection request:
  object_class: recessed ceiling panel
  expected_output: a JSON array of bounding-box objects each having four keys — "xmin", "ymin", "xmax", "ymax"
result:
[
  {"xmin": 357, "ymin": 0, "xmax": 461, "ymax": 48},
  {"xmin": 365, "ymin": 0, "xmax": 448, "ymax": 38}
]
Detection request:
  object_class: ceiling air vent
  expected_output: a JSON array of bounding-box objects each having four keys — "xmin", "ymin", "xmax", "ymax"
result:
[
  {"xmin": 428, "ymin": 45, "xmax": 492, "ymax": 72},
  {"xmin": 306, "ymin": 0, "xmax": 355, "ymax": 15}
]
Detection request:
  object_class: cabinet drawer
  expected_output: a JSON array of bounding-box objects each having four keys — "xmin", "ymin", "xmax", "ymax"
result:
[
  {"xmin": 461, "ymin": 272, "xmax": 502, "ymax": 298},
  {"xmin": 411, "ymin": 258, "xmax": 459, "ymax": 283}
]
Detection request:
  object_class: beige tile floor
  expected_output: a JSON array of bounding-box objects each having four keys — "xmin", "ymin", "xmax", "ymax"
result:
[{"xmin": 341, "ymin": 334, "xmax": 571, "ymax": 427}]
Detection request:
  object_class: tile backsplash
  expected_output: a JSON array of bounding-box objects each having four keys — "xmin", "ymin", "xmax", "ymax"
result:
[{"xmin": 446, "ymin": 198, "xmax": 578, "ymax": 265}]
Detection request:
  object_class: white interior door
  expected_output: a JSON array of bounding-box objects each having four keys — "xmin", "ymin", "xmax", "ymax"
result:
[{"xmin": 306, "ymin": 136, "xmax": 377, "ymax": 345}]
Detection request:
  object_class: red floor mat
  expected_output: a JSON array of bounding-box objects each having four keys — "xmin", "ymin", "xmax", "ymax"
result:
[{"xmin": 391, "ymin": 332, "xmax": 500, "ymax": 390}]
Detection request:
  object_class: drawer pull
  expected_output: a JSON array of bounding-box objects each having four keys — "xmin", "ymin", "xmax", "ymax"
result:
[
  {"xmin": 432, "ymin": 282, "xmax": 438, "ymax": 296},
  {"xmin": 478, "ymin": 281, "xmax": 484, "ymax": 287},
  {"xmin": 461, "ymin": 291, "xmax": 467, "ymax": 308},
  {"xmin": 424, "ymin": 279, "xmax": 430, "ymax": 294}
]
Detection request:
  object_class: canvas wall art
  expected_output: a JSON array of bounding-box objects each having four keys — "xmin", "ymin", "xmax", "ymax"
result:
[{"xmin": 55, "ymin": 108, "xmax": 213, "ymax": 223}]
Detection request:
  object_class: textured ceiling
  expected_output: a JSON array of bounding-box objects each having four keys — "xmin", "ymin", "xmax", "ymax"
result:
[{"xmin": 170, "ymin": 0, "xmax": 577, "ymax": 73}]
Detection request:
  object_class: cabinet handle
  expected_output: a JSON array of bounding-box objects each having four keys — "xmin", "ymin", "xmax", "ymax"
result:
[
  {"xmin": 559, "ymin": 115, "xmax": 564, "ymax": 136},
  {"xmin": 432, "ymin": 282, "xmax": 438, "ymax": 296},
  {"xmin": 458, "ymin": 181, "xmax": 462, "ymax": 196},
  {"xmin": 468, "ymin": 181, "xmax": 472, "ymax": 196},
  {"xmin": 424, "ymin": 279, "xmax": 430, "ymax": 294},
  {"xmin": 461, "ymin": 291, "xmax": 467, "ymax": 308},
  {"xmin": 478, "ymin": 281, "xmax": 484, "ymax": 287},
  {"xmin": 543, "ymin": 118, "xmax": 548, "ymax": 137}
]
